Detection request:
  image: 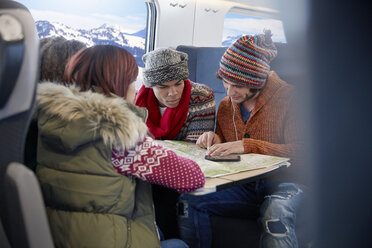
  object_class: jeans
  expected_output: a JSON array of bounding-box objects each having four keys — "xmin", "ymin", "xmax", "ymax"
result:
[
  {"xmin": 178, "ymin": 180, "xmax": 305, "ymax": 248},
  {"xmin": 159, "ymin": 227, "xmax": 189, "ymax": 248},
  {"xmin": 160, "ymin": 239, "xmax": 189, "ymax": 248}
]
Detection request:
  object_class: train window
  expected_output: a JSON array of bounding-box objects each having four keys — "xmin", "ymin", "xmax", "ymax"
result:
[
  {"xmin": 222, "ymin": 12, "xmax": 286, "ymax": 46},
  {"xmin": 18, "ymin": 0, "xmax": 152, "ymax": 90}
]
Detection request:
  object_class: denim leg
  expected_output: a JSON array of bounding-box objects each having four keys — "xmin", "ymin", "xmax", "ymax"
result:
[
  {"xmin": 259, "ymin": 182, "xmax": 305, "ymax": 248},
  {"xmin": 160, "ymin": 239, "xmax": 189, "ymax": 248},
  {"xmin": 178, "ymin": 182, "xmax": 261, "ymax": 248}
]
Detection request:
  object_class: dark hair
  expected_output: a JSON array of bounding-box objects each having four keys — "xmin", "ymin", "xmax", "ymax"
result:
[
  {"xmin": 216, "ymin": 72, "xmax": 266, "ymax": 94},
  {"xmin": 63, "ymin": 45, "xmax": 138, "ymax": 98},
  {"xmin": 40, "ymin": 36, "xmax": 86, "ymax": 82}
]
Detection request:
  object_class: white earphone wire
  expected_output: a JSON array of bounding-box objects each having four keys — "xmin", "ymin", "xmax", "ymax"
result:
[{"xmin": 231, "ymin": 98, "xmax": 239, "ymax": 141}]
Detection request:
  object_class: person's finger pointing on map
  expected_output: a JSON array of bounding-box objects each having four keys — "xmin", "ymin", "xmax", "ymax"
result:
[{"xmin": 196, "ymin": 131, "xmax": 221, "ymax": 150}]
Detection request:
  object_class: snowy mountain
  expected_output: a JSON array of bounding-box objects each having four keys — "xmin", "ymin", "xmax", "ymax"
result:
[
  {"xmin": 223, "ymin": 33, "xmax": 285, "ymax": 47},
  {"xmin": 35, "ymin": 20, "xmax": 146, "ymax": 67},
  {"xmin": 222, "ymin": 35, "xmax": 243, "ymax": 47}
]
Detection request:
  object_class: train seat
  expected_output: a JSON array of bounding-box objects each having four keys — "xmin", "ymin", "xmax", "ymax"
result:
[
  {"xmin": 176, "ymin": 45, "xmax": 227, "ymax": 110},
  {"xmin": 0, "ymin": 1, "xmax": 53, "ymax": 247}
]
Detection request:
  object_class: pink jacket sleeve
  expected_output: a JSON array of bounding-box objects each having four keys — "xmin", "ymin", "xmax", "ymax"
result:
[{"xmin": 111, "ymin": 136, "xmax": 205, "ymax": 193}]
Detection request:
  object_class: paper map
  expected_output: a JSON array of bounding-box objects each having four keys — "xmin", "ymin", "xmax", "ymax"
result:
[{"xmin": 155, "ymin": 140, "xmax": 291, "ymax": 178}]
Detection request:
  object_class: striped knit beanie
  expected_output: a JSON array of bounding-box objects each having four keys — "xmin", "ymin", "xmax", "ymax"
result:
[
  {"xmin": 142, "ymin": 48, "xmax": 189, "ymax": 87},
  {"xmin": 218, "ymin": 30, "xmax": 277, "ymax": 88}
]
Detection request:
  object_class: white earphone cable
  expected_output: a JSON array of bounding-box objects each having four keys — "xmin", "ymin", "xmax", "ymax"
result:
[{"xmin": 231, "ymin": 98, "xmax": 239, "ymax": 141}]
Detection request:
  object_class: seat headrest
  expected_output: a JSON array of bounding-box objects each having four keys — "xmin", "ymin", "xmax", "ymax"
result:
[{"xmin": 0, "ymin": 1, "xmax": 39, "ymax": 120}]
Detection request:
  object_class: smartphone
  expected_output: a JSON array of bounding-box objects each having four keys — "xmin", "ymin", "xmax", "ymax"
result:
[{"xmin": 205, "ymin": 154, "xmax": 241, "ymax": 162}]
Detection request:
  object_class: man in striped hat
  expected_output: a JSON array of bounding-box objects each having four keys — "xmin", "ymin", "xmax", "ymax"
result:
[{"xmin": 178, "ymin": 30, "xmax": 307, "ymax": 248}]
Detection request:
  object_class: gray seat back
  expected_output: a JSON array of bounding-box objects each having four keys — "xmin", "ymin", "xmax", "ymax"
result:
[
  {"xmin": 0, "ymin": 1, "xmax": 51, "ymax": 247},
  {"xmin": 4, "ymin": 162, "xmax": 54, "ymax": 248},
  {"xmin": 0, "ymin": 0, "xmax": 39, "ymax": 176},
  {"xmin": 176, "ymin": 45, "xmax": 227, "ymax": 109}
]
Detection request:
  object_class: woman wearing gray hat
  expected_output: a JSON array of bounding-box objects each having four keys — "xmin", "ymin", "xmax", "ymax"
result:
[{"xmin": 135, "ymin": 47, "xmax": 216, "ymax": 240}]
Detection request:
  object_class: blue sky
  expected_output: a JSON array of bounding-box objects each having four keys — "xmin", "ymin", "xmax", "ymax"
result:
[{"xmin": 18, "ymin": 0, "xmax": 147, "ymax": 33}]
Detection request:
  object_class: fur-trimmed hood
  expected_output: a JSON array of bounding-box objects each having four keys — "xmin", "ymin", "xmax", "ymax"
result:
[{"xmin": 36, "ymin": 82, "xmax": 148, "ymax": 150}]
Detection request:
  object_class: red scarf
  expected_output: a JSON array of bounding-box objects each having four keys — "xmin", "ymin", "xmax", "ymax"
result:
[{"xmin": 135, "ymin": 79, "xmax": 191, "ymax": 140}]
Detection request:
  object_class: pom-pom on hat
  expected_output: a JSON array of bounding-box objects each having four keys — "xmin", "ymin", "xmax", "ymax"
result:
[
  {"xmin": 142, "ymin": 48, "xmax": 189, "ymax": 87},
  {"xmin": 218, "ymin": 30, "xmax": 277, "ymax": 89}
]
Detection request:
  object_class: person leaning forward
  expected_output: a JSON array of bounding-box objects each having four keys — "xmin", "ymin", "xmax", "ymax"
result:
[
  {"xmin": 135, "ymin": 48, "xmax": 216, "ymax": 142},
  {"xmin": 178, "ymin": 30, "xmax": 307, "ymax": 248},
  {"xmin": 135, "ymin": 48, "xmax": 216, "ymax": 240}
]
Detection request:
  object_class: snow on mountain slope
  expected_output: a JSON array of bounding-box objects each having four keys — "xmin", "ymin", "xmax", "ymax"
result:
[{"xmin": 36, "ymin": 20, "xmax": 146, "ymax": 66}]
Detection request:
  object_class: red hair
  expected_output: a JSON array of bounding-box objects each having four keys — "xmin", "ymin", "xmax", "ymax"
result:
[{"xmin": 63, "ymin": 45, "xmax": 138, "ymax": 98}]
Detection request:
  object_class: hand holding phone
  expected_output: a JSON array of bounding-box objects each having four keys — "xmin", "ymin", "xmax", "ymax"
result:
[{"xmin": 205, "ymin": 154, "xmax": 241, "ymax": 162}]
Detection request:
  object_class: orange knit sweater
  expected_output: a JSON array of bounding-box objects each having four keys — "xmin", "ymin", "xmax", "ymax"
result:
[{"xmin": 216, "ymin": 71, "xmax": 304, "ymax": 183}]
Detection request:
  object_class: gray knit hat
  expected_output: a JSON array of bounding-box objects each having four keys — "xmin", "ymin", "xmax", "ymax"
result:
[
  {"xmin": 40, "ymin": 36, "xmax": 86, "ymax": 82},
  {"xmin": 142, "ymin": 48, "xmax": 189, "ymax": 87}
]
